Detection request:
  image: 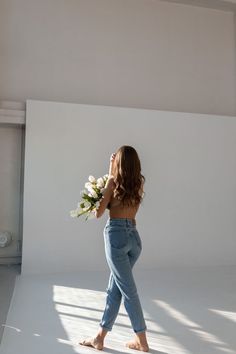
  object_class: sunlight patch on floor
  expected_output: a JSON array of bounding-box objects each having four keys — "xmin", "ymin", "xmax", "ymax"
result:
[
  {"xmin": 209, "ymin": 309, "xmax": 236, "ymax": 323},
  {"xmin": 154, "ymin": 299, "xmax": 201, "ymax": 328},
  {"xmin": 153, "ymin": 299, "xmax": 235, "ymax": 354}
]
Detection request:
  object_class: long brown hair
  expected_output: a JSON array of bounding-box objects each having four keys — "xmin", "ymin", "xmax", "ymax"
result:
[{"xmin": 112, "ymin": 145, "xmax": 145, "ymax": 207}]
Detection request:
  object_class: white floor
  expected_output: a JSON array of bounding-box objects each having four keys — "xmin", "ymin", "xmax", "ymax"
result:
[
  {"xmin": 0, "ymin": 264, "xmax": 21, "ymax": 344},
  {"xmin": 0, "ymin": 265, "xmax": 236, "ymax": 354}
]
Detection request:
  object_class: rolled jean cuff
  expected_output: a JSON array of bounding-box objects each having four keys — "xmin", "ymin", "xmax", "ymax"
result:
[
  {"xmin": 134, "ymin": 327, "xmax": 147, "ymax": 334},
  {"xmin": 99, "ymin": 324, "xmax": 112, "ymax": 332}
]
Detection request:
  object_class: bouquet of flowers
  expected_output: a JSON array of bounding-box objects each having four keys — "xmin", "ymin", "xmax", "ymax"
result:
[{"xmin": 70, "ymin": 174, "xmax": 109, "ymax": 220}]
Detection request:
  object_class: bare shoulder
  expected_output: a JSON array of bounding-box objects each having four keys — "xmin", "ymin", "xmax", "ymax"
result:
[{"xmin": 105, "ymin": 176, "xmax": 116, "ymax": 191}]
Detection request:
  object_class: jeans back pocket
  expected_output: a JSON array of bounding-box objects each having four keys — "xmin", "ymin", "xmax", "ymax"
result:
[{"xmin": 105, "ymin": 226, "xmax": 129, "ymax": 249}]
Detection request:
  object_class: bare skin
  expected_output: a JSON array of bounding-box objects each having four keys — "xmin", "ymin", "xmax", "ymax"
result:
[
  {"xmin": 79, "ymin": 327, "xmax": 149, "ymax": 352},
  {"xmin": 125, "ymin": 331, "xmax": 149, "ymax": 352},
  {"xmin": 79, "ymin": 152, "xmax": 149, "ymax": 351},
  {"xmin": 78, "ymin": 327, "xmax": 106, "ymax": 350}
]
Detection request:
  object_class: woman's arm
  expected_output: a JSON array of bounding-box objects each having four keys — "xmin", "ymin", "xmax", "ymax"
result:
[
  {"xmin": 108, "ymin": 152, "xmax": 116, "ymax": 177},
  {"xmin": 95, "ymin": 177, "xmax": 115, "ymax": 218},
  {"xmin": 95, "ymin": 153, "xmax": 116, "ymax": 218}
]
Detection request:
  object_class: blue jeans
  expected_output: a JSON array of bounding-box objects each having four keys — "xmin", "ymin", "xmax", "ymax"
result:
[{"xmin": 99, "ymin": 217, "xmax": 147, "ymax": 334}]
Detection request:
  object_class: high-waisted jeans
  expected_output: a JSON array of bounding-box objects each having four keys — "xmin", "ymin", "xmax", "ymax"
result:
[{"xmin": 99, "ymin": 217, "xmax": 147, "ymax": 333}]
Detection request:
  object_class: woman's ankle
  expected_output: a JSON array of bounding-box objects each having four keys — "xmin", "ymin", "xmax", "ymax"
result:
[
  {"xmin": 97, "ymin": 327, "xmax": 108, "ymax": 340},
  {"xmin": 135, "ymin": 331, "xmax": 148, "ymax": 344}
]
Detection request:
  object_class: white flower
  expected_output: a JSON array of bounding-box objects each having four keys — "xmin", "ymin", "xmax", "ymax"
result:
[
  {"xmin": 90, "ymin": 189, "xmax": 98, "ymax": 198},
  {"xmin": 83, "ymin": 201, "xmax": 91, "ymax": 209},
  {"xmin": 70, "ymin": 173, "xmax": 111, "ymax": 221},
  {"xmin": 88, "ymin": 175, "xmax": 96, "ymax": 183},
  {"xmin": 86, "ymin": 185, "xmax": 97, "ymax": 198},
  {"xmin": 97, "ymin": 177, "xmax": 105, "ymax": 188},
  {"xmin": 80, "ymin": 189, "xmax": 87, "ymax": 196},
  {"xmin": 85, "ymin": 182, "xmax": 92, "ymax": 189},
  {"xmin": 70, "ymin": 209, "xmax": 79, "ymax": 217},
  {"xmin": 100, "ymin": 187, "xmax": 106, "ymax": 195}
]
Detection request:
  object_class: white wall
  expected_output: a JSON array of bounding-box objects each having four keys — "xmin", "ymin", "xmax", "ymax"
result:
[
  {"xmin": 0, "ymin": 0, "xmax": 235, "ymax": 116},
  {"xmin": 21, "ymin": 100, "xmax": 236, "ymax": 274}
]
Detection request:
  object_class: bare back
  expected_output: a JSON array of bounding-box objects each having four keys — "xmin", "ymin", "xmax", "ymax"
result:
[{"xmin": 108, "ymin": 179, "xmax": 144, "ymax": 220}]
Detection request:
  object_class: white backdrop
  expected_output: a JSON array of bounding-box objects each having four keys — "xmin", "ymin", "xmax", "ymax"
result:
[{"xmin": 21, "ymin": 99, "xmax": 236, "ymax": 274}]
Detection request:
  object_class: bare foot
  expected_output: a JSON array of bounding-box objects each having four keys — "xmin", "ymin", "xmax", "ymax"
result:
[
  {"xmin": 79, "ymin": 336, "xmax": 104, "ymax": 350},
  {"xmin": 126, "ymin": 339, "xmax": 149, "ymax": 352}
]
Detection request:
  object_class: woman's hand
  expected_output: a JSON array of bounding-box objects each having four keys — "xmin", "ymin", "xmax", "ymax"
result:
[{"xmin": 110, "ymin": 153, "xmax": 116, "ymax": 163}]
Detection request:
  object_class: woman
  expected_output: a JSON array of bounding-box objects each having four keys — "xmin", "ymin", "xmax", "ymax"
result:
[{"xmin": 79, "ymin": 145, "xmax": 149, "ymax": 352}]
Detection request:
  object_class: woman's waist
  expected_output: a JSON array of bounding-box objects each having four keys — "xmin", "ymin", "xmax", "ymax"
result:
[
  {"xmin": 109, "ymin": 210, "xmax": 137, "ymax": 221},
  {"xmin": 106, "ymin": 217, "xmax": 136, "ymax": 226}
]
